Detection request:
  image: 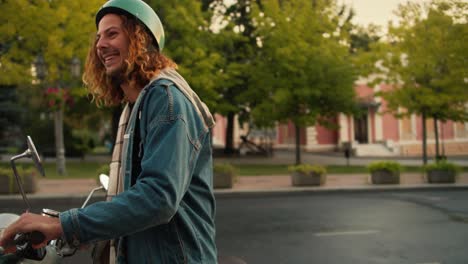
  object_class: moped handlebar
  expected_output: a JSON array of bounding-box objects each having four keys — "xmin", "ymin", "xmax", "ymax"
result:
[
  {"xmin": 14, "ymin": 231, "xmax": 46, "ymax": 246},
  {"xmin": 1, "ymin": 137, "xmax": 111, "ymax": 263},
  {"xmin": 0, "ymin": 232, "xmax": 47, "ymax": 261}
]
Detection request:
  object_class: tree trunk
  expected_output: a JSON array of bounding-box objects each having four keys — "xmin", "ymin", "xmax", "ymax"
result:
[
  {"xmin": 294, "ymin": 123, "xmax": 301, "ymax": 165},
  {"xmin": 55, "ymin": 108, "xmax": 67, "ymax": 176},
  {"xmin": 224, "ymin": 112, "xmax": 236, "ymax": 155},
  {"xmin": 441, "ymin": 121, "xmax": 446, "ymax": 157},
  {"xmin": 434, "ymin": 116, "xmax": 440, "ymax": 160},
  {"xmin": 422, "ymin": 111, "xmax": 428, "ymax": 165}
]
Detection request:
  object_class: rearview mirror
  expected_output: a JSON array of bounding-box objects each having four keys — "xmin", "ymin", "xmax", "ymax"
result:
[
  {"xmin": 27, "ymin": 136, "xmax": 45, "ymax": 177},
  {"xmin": 10, "ymin": 136, "xmax": 45, "ymax": 210},
  {"xmin": 99, "ymin": 174, "xmax": 109, "ymax": 191}
]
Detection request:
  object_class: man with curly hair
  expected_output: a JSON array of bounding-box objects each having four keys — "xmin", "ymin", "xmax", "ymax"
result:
[{"xmin": 0, "ymin": 0, "xmax": 217, "ymax": 263}]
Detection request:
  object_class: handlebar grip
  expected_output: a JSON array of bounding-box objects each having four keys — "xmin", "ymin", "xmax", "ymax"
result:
[
  {"xmin": 14, "ymin": 233, "xmax": 28, "ymax": 245},
  {"xmin": 14, "ymin": 231, "xmax": 45, "ymax": 246},
  {"xmin": 29, "ymin": 231, "xmax": 45, "ymax": 245},
  {"xmin": 11, "ymin": 232, "xmax": 47, "ymax": 261}
]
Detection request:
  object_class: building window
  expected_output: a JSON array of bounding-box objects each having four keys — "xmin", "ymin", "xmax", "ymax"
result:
[
  {"xmin": 426, "ymin": 118, "xmax": 435, "ymax": 139},
  {"xmin": 401, "ymin": 116, "xmax": 413, "ymax": 140},
  {"xmin": 455, "ymin": 122, "xmax": 468, "ymax": 138}
]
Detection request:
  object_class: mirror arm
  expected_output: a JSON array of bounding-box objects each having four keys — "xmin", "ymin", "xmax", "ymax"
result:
[
  {"xmin": 81, "ymin": 186, "xmax": 104, "ymax": 208},
  {"xmin": 11, "ymin": 150, "xmax": 31, "ymax": 161},
  {"xmin": 10, "ymin": 157, "xmax": 31, "ymax": 211}
]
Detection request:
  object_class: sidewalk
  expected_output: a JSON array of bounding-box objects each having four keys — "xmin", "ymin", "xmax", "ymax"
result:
[{"xmin": 33, "ymin": 172, "xmax": 468, "ymax": 197}]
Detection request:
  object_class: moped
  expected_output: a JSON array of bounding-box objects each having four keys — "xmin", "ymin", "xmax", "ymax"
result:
[
  {"xmin": 0, "ymin": 136, "xmax": 108, "ymax": 264},
  {"xmin": 0, "ymin": 136, "xmax": 247, "ymax": 264}
]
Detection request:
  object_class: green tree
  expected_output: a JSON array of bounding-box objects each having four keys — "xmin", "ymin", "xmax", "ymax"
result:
[
  {"xmin": 0, "ymin": 0, "xmax": 102, "ymax": 174},
  {"xmin": 250, "ymin": 0, "xmax": 358, "ymax": 164},
  {"xmin": 366, "ymin": 0, "xmax": 468, "ymax": 164},
  {"xmin": 0, "ymin": 85, "xmax": 23, "ymax": 150},
  {"xmin": 145, "ymin": 0, "xmax": 222, "ymax": 110},
  {"xmin": 200, "ymin": 0, "xmax": 263, "ymax": 155}
]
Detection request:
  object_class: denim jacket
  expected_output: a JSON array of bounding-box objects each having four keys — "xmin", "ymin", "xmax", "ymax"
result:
[{"xmin": 60, "ymin": 69, "xmax": 217, "ymax": 263}]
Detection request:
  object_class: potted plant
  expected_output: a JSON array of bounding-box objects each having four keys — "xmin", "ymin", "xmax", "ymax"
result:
[
  {"xmin": 367, "ymin": 161, "xmax": 401, "ymax": 184},
  {"xmin": 289, "ymin": 164, "xmax": 327, "ymax": 186},
  {"xmin": 424, "ymin": 161, "xmax": 460, "ymax": 183},
  {"xmin": 213, "ymin": 163, "xmax": 238, "ymax": 189},
  {"xmin": 0, "ymin": 167, "xmax": 11, "ymax": 194}
]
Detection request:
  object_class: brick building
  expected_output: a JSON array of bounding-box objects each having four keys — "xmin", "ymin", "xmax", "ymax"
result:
[{"xmin": 212, "ymin": 83, "xmax": 468, "ymax": 156}]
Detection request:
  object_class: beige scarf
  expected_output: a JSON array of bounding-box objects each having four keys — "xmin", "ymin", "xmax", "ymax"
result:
[
  {"xmin": 107, "ymin": 104, "xmax": 130, "ymax": 201},
  {"xmin": 108, "ymin": 104, "xmax": 131, "ymax": 263},
  {"xmin": 93, "ymin": 104, "xmax": 130, "ymax": 264}
]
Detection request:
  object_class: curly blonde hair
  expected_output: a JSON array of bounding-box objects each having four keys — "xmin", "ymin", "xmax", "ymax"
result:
[{"xmin": 83, "ymin": 14, "xmax": 177, "ymax": 107}]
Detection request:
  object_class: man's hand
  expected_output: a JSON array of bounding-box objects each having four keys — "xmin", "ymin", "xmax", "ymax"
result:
[{"xmin": 0, "ymin": 212, "xmax": 63, "ymax": 254}]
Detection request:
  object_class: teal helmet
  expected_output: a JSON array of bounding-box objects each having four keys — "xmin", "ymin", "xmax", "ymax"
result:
[{"xmin": 96, "ymin": 0, "xmax": 165, "ymax": 51}]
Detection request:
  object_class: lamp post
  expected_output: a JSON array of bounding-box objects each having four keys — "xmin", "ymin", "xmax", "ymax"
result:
[
  {"xmin": 71, "ymin": 57, "xmax": 81, "ymax": 79},
  {"xmin": 34, "ymin": 55, "xmax": 47, "ymax": 81}
]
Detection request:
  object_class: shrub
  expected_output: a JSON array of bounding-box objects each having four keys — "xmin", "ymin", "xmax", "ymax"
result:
[
  {"xmin": 288, "ymin": 164, "xmax": 327, "ymax": 175},
  {"xmin": 213, "ymin": 163, "xmax": 238, "ymax": 175},
  {"xmin": 0, "ymin": 166, "xmax": 36, "ymax": 179},
  {"xmin": 96, "ymin": 164, "xmax": 110, "ymax": 175},
  {"xmin": 367, "ymin": 161, "xmax": 402, "ymax": 174},
  {"xmin": 424, "ymin": 161, "xmax": 460, "ymax": 175},
  {"xmin": 0, "ymin": 167, "xmax": 11, "ymax": 178},
  {"xmin": 213, "ymin": 163, "xmax": 238, "ymax": 188},
  {"xmin": 0, "ymin": 166, "xmax": 37, "ymax": 193}
]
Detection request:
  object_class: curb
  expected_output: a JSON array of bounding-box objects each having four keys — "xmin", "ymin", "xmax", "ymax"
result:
[
  {"xmin": 1, "ymin": 185, "xmax": 468, "ymax": 202},
  {"xmin": 214, "ymin": 184, "xmax": 468, "ymax": 198}
]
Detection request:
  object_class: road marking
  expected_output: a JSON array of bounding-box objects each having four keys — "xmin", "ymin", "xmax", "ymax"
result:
[
  {"xmin": 426, "ymin": 196, "xmax": 446, "ymax": 201},
  {"xmin": 314, "ymin": 230, "xmax": 380, "ymax": 237}
]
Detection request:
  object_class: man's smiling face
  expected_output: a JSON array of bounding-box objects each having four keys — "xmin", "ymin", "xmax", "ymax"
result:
[{"xmin": 96, "ymin": 14, "xmax": 130, "ymax": 76}]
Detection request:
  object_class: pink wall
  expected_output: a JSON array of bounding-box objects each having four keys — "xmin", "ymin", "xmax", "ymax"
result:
[
  {"xmin": 441, "ymin": 120, "xmax": 454, "ymax": 139},
  {"xmin": 213, "ymin": 114, "xmax": 226, "ymax": 144},
  {"xmin": 316, "ymin": 118, "xmax": 338, "ymax": 144},
  {"xmin": 347, "ymin": 115, "xmax": 352, "ymax": 142},
  {"xmin": 355, "ymin": 84, "xmax": 374, "ymax": 98},
  {"xmin": 378, "ymin": 86, "xmax": 399, "ymax": 141},
  {"xmin": 416, "ymin": 116, "xmax": 423, "ymax": 140},
  {"xmin": 277, "ymin": 124, "xmax": 284, "ymax": 144},
  {"xmin": 415, "ymin": 117, "xmax": 455, "ymax": 140},
  {"xmin": 277, "ymin": 121, "xmax": 307, "ymax": 145},
  {"xmin": 382, "ymin": 113, "xmax": 399, "ymax": 141}
]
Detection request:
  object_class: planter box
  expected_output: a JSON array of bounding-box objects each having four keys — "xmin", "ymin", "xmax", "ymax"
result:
[
  {"xmin": 370, "ymin": 170, "xmax": 400, "ymax": 184},
  {"xmin": 12, "ymin": 174, "xmax": 38, "ymax": 194},
  {"xmin": 291, "ymin": 172, "xmax": 325, "ymax": 186},
  {"xmin": 213, "ymin": 172, "xmax": 234, "ymax": 189},
  {"xmin": 0, "ymin": 175, "xmax": 11, "ymax": 194},
  {"xmin": 426, "ymin": 170, "xmax": 455, "ymax": 183}
]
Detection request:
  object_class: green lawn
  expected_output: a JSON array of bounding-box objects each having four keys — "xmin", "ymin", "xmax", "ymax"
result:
[
  {"xmin": 1, "ymin": 161, "xmax": 466, "ymax": 179},
  {"xmin": 0, "ymin": 162, "xmax": 108, "ymax": 179},
  {"xmin": 232, "ymin": 164, "xmax": 438, "ymax": 176}
]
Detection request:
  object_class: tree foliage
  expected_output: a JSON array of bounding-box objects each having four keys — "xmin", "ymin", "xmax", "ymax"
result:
[
  {"xmin": 380, "ymin": 0, "xmax": 467, "ymax": 121},
  {"xmin": 250, "ymin": 0, "xmax": 358, "ymax": 163},
  {"xmin": 145, "ymin": 0, "xmax": 223, "ymax": 110},
  {"xmin": 363, "ymin": 0, "xmax": 468, "ymax": 163},
  {"xmin": 0, "ymin": 0, "xmax": 103, "ymax": 153},
  {"xmin": 0, "ymin": 0, "xmax": 99, "ymax": 85},
  {"xmin": 203, "ymin": 0, "xmax": 264, "ymax": 154}
]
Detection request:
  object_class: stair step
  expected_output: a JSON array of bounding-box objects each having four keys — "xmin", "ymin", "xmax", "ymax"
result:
[{"xmin": 354, "ymin": 144, "xmax": 396, "ymax": 157}]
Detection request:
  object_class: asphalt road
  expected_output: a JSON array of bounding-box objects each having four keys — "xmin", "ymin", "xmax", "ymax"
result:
[
  {"xmin": 216, "ymin": 191, "xmax": 468, "ymax": 264},
  {"xmin": 2, "ymin": 190, "xmax": 468, "ymax": 263}
]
